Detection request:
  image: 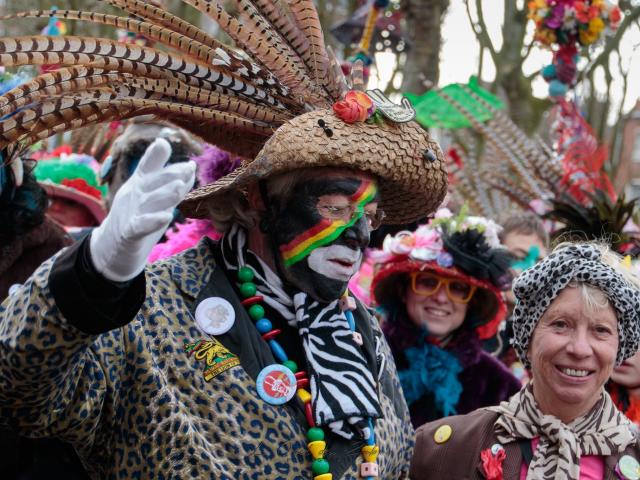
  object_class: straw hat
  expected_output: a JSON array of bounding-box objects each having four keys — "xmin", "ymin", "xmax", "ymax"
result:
[
  {"xmin": 0, "ymin": 2, "xmax": 447, "ymax": 225},
  {"xmin": 180, "ymin": 108, "xmax": 447, "ymax": 224}
]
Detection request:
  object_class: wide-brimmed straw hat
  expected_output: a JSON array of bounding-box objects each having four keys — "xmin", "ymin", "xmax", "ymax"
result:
[
  {"xmin": 0, "ymin": 3, "xmax": 447, "ymax": 226},
  {"xmin": 180, "ymin": 108, "xmax": 447, "ymax": 224}
]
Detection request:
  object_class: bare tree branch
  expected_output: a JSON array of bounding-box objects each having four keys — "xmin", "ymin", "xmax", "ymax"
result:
[{"xmin": 464, "ymin": 0, "xmax": 499, "ymax": 66}]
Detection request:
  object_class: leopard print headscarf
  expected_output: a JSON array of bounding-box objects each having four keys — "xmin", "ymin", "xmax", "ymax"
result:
[
  {"xmin": 512, "ymin": 243, "xmax": 640, "ymax": 367},
  {"xmin": 489, "ymin": 383, "xmax": 636, "ymax": 480}
]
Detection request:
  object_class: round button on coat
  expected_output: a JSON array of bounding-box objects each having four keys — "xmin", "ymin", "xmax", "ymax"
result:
[
  {"xmin": 433, "ymin": 424, "xmax": 452, "ymax": 444},
  {"xmin": 618, "ymin": 455, "xmax": 640, "ymax": 480},
  {"xmin": 195, "ymin": 297, "xmax": 236, "ymax": 335},
  {"xmin": 256, "ymin": 364, "xmax": 297, "ymax": 405}
]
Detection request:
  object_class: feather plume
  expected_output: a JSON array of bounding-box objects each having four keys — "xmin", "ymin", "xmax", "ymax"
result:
[
  {"xmin": 99, "ymin": 0, "xmax": 289, "ymax": 94},
  {"xmin": 324, "ymin": 46, "xmax": 348, "ymax": 100},
  {"xmin": 177, "ymin": 0, "xmax": 327, "ymax": 105},
  {"xmin": 1, "ymin": 96, "xmax": 273, "ymax": 149},
  {"xmin": 250, "ymin": 0, "xmax": 312, "ymax": 69},
  {"xmin": 0, "ymin": 67, "xmax": 124, "ymax": 118},
  {"xmin": 286, "ymin": 0, "xmax": 330, "ymax": 82},
  {"xmin": 350, "ymin": 60, "xmax": 365, "ymax": 92},
  {"xmin": 0, "ymin": 36, "xmax": 289, "ymax": 109},
  {"xmin": 0, "ymin": 0, "xmax": 357, "ymax": 159}
]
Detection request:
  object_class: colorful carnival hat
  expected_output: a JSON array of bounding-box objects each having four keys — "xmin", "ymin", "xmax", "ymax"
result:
[
  {"xmin": 371, "ymin": 208, "xmax": 513, "ymax": 339},
  {"xmin": 0, "ymin": 0, "xmax": 447, "ymax": 224},
  {"xmin": 34, "ymin": 154, "xmax": 107, "ymax": 228}
]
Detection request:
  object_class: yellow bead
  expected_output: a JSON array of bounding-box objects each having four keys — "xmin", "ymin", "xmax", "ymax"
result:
[
  {"xmin": 297, "ymin": 388, "xmax": 311, "ymax": 404},
  {"xmin": 314, "ymin": 475, "xmax": 332, "ymax": 480},
  {"xmin": 308, "ymin": 440, "xmax": 326, "ymax": 459},
  {"xmin": 362, "ymin": 444, "xmax": 379, "ymax": 462},
  {"xmin": 434, "ymin": 424, "xmax": 452, "ymax": 444}
]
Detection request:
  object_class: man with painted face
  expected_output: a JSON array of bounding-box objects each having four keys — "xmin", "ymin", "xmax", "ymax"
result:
[
  {"xmin": 265, "ymin": 172, "xmax": 380, "ymax": 302},
  {"xmin": 0, "ymin": 87, "xmax": 447, "ymax": 477}
]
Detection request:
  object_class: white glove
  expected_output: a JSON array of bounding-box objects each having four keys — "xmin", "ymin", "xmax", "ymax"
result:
[{"xmin": 90, "ymin": 138, "xmax": 196, "ymax": 282}]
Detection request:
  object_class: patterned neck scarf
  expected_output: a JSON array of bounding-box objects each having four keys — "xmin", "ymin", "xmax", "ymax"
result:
[
  {"xmin": 220, "ymin": 225, "xmax": 382, "ymax": 440},
  {"xmin": 488, "ymin": 383, "xmax": 636, "ymax": 480}
]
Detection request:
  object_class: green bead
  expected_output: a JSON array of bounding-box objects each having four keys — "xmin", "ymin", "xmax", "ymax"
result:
[
  {"xmin": 248, "ymin": 304, "xmax": 265, "ymax": 320},
  {"xmin": 238, "ymin": 266, "xmax": 254, "ymax": 283},
  {"xmin": 239, "ymin": 282, "xmax": 257, "ymax": 298},
  {"xmin": 282, "ymin": 360, "xmax": 297, "ymax": 373},
  {"xmin": 307, "ymin": 427, "xmax": 325, "ymax": 442},
  {"xmin": 311, "ymin": 458, "xmax": 330, "ymax": 475}
]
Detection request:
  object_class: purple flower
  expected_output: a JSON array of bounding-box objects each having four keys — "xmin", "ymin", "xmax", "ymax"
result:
[
  {"xmin": 545, "ymin": 5, "xmax": 565, "ymax": 29},
  {"xmin": 436, "ymin": 252, "xmax": 454, "ymax": 268}
]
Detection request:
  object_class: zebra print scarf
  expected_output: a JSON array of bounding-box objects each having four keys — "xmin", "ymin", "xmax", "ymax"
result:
[
  {"xmin": 220, "ymin": 225, "xmax": 382, "ymax": 440},
  {"xmin": 488, "ymin": 383, "xmax": 635, "ymax": 480}
]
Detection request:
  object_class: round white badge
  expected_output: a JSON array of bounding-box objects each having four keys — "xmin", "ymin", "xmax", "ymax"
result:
[{"xmin": 195, "ymin": 297, "xmax": 236, "ymax": 335}]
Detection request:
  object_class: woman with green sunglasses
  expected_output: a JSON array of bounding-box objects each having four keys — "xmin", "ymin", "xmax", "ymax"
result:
[{"xmin": 370, "ymin": 209, "xmax": 521, "ymax": 427}]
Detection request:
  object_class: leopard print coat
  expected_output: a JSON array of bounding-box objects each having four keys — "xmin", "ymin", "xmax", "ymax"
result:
[{"xmin": 0, "ymin": 239, "xmax": 413, "ymax": 479}]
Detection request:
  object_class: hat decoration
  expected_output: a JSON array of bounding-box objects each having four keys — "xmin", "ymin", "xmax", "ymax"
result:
[
  {"xmin": 332, "ymin": 90, "xmax": 377, "ymax": 124},
  {"xmin": 0, "ymin": 0, "xmax": 447, "ymax": 224},
  {"xmin": 371, "ymin": 207, "xmax": 512, "ymax": 339},
  {"xmin": 528, "ymin": 0, "xmax": 622, "ymax": 97},
  {"xmin": 373, "ymin": 207, "xmax": 507, "ymax": 282}
]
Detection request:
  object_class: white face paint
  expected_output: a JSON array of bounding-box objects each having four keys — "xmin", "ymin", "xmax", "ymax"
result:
[{"xmin": 307, "ymin": 245, "xmax": 363, "ymax": 282}]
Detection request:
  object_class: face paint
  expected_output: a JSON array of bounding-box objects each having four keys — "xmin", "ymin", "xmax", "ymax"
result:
[
  {"xmin": 307, "ymin": 244, "xmax": 363, "ymax": 281},
  {"xmin": 279, "ymin": 180, "xmax": 377, "ymax": 267},
  {"xmin": 266, "ymin": 174, "xmax": 377, "ymax": 302}
]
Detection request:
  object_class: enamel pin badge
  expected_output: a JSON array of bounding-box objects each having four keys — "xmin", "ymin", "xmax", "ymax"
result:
[
  {"xmin": 366, "ymin": 89, "xmax": 416, "ymax": 123},
  {"xmin": 184, "ymin": 339, "xmax": 240, "ymax": 381}
]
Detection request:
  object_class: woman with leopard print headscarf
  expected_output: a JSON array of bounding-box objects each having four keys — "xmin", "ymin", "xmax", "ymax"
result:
[{"xmin": 411, "ymin": 242, "xmax": 640, "ymax": 480}]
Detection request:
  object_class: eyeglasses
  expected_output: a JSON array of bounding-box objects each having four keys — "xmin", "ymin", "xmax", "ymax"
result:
[
  {"xmin": 316, "ymin": 203, "xmax": 386, "ymax": 230},
  {"xmin": 409, "ymin": 272, "xmax": 477, "ymax": 304}
]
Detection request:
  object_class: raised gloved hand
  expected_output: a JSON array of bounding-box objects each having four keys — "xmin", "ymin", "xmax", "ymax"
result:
[{"xmin": 90, "ymin": 138, "xmax": 196, "ymax": 282}]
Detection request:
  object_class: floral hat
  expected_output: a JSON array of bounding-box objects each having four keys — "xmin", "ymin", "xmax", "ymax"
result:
[{"xmin": 370, "ymin": 208, "xmax": 513, "ymax": 339}]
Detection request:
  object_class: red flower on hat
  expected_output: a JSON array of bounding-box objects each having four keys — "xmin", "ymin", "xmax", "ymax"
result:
[
  {"xmin": 333, "ymin": 91, "xmax": 375, "ymax": 123},
  {"xmin": 480, "ymin": 447, "xmax": 506, "ymax": 480}
]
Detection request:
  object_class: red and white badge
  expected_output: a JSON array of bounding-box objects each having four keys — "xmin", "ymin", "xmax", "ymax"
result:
[{"xmin": 256, "ymin": 364, "xmax": 297, "ymax": 405}]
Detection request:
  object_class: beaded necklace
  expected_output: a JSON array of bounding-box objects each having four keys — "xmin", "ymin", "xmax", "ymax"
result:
[{"xmin": 236, "ymin": 266, "xmax": 380, "ymax": 479}]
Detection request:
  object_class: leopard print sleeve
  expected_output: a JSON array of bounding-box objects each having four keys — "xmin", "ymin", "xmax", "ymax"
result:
[{"xmin": 0, "ymin": 251, "xmax": 123, "ymax": 466}]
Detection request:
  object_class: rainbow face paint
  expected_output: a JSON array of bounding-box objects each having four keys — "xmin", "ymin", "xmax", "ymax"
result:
[
  {"xmin": 280, "ymin": 180, "xmax": 377, "ymax": 267},
  {"xmin": 265, "ymin": 175, "xmax": 377, "ymax": 302}
]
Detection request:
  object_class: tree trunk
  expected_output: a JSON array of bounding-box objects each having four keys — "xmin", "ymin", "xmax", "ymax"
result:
[
  {"xmin": 494, "ymin": 2, "xmax": 550, "ymax": 134},
  {"xmin": 399, "ymin": 0, "xmax": 450, "ymax": 94}
]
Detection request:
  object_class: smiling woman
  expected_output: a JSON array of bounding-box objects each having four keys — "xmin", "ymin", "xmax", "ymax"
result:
[
  {"xmin": 411, "ymin": 241, "xmax": 640, "ymax": 480},
  {"xmin": 370, "ymin": 208, "xmax": 520, "ymax": 428}
]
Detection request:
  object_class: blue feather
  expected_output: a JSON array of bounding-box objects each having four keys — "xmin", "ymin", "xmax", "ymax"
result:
[{"xmin": 398, "ymin": 341, "xmax": 463, "ymax": 417}]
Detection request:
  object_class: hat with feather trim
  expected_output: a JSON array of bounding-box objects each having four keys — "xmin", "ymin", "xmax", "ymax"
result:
[
  {"xmin": 370, "ymin": 208, "xmax": 513, "ymax": 339},
  {"xmin": 0, "ymin": 0, "xmax": 447, "ymax": 224}
]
